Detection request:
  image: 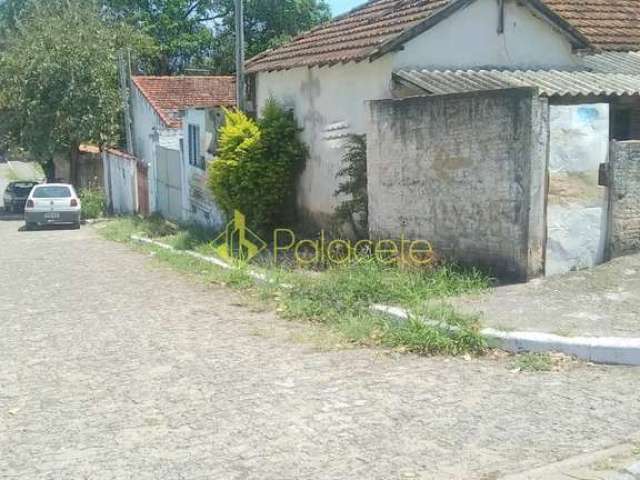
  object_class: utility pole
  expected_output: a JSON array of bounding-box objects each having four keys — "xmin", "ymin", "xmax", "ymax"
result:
[
  {"xmin": 118, "ymin": 49, "xmax": 134, "ymax": 155},
  {"xmin": 234, "ymin": 0, "xmax": 245, "ymax": 111}
]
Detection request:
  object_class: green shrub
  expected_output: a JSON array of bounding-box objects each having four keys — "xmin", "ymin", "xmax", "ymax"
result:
[
  {"xmin": 335, "ymin": 134, "xmax": 368, "ymax": 238},
  {"xmin": 208, "ymin": 99, "xmax": 307, "ymax": 233},
  {"xmin": 79, "ymin": 186, "xmax": 106, "ymax": 219}
]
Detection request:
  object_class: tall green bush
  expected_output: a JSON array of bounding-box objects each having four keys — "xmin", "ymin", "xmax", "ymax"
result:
[{"xmin": 208, "ymin": 99, "xmax": 307, "ymax": 232}]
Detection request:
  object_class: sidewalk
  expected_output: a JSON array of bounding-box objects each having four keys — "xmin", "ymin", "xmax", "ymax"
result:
[{"xmin": 451, "ymin": 253, "xmax": 640, "ymax": 338}]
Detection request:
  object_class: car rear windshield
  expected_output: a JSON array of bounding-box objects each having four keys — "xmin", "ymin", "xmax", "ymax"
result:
[
  {"xmin": 12, "ymin": 183, "xmax": 37, "ymax": 196},
  {"xmin": 33, "ymin": 186, "xmax": 72, "ymax": 198}
]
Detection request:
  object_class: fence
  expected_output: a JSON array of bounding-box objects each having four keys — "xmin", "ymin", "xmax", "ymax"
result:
[{"xmin": 103, "ymin": 148, "xmax": 138, "ymax": 215}]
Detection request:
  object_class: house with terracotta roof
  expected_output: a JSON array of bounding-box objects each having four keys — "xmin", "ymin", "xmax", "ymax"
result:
[
  {"xmin": 247, "ymin": 0, "xmax": 640, "ymax": 279},
  {"xmin": 130, "ymin": 75, "xmax": 234, "ymax": 223}
]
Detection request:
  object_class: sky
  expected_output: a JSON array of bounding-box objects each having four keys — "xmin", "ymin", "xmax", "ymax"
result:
[{"xmin": 328, "ymin": 0, "xmax": 364, "ymax": 15}]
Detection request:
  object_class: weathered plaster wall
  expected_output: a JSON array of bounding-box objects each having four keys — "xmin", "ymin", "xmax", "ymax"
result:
[
  {"xmin": 609, "ymin": 141, "xmax": 640, "ymax": 257},
  {"xmin": 130, "ymin": 86, "xmax": 177, "ymax": 213},
  {"xmin": 131, "ymin": 87, "xmax": 165, "ymax": 165},
  {"xmin": 253, "ymin": 0, "xmax": 582, "ymax": 228},
  {"xmin": 546, "ymin": 104, "xmax": 610, "ymax": 276},
  {"xmin": 367, "ymin": 88, "xmax": 548, "ymax": 281},
  {"xmin": 255, "ymin": 57, "xmax": 394, "ymax": 226},
  {"xmin": 181, "ymin": 108, "xmax": 225, "ymax": 229},
  {"xmin": 393, "ymin": 0, "xmax": 578, "ymax": 71},
  {"xmin": 102, "ymin": 150, "xmax": 137, "ymax": 215}
]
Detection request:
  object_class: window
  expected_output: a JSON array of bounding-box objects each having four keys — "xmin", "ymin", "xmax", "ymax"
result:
[
  {"xmin": 33, "ymin": 186, "xmax": 71, "ymax": 198},
  {"xmin": 188, "ymin": 124, "xmax": 202, "ymax": 169},
  {"xmin": 612, "ymin": 108, "xmax": 633, "ymax": 141}
]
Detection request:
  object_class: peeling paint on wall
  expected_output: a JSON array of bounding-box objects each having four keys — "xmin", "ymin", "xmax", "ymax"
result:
[{"xmin": 546, "ymin": 104, "xmax": 609, "ymax": 276}]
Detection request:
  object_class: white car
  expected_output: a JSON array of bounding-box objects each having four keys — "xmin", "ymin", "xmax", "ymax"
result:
[{"xmin": 24, "ymin": 183, "xmax": 81, "ymax": 230}]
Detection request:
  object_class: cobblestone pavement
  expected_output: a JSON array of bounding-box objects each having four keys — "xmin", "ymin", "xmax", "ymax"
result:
[{"xmin": 1, "ymin": 219, "xmax": 639, "ymax": 479}]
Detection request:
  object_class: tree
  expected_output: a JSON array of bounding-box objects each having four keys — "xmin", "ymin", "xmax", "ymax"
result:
[
  {"xmin": 104, "ymin": 0, "xmax": 331, "ymax": 74},
  {"xmin": 207, "ymin": 0, "xmax": 331, "ymax": 73},
  {"xmin": 103, "ymin": 0, "xmax": 217, "ymax": 74},
  {"xmin": 0, "ymin": 0, "xmax": 122, "ymax": 182},
  {"xmin": 1, "ymin": 0, "xmax": 332, "ymax": 75}
]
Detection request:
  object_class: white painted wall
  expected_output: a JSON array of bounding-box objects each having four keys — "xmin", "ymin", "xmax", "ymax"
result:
[
  {"xmin": 256, "ymin": 57, "xmax": 394, "ymax": 223},
  {"xmin": 393, "ymin": 0, "xmax": 579, "ymax": 70},
  {"xmin": 102, "ymin": 151, "xmax": 137, "ymax": 215},
  {"xmin": 131, "ymin": 86, "xmax": 164, "ymax": 166},
  {"xmin": 254, "ymin": 0, "xmax": 580, "ymax": 225},
  {"xmin": 181, "ymin": 108, "xmax": 225, "ymax": 229},
  {"xmin": 130, "ymin": 85, "xmax": 180, "ymax": 213}
]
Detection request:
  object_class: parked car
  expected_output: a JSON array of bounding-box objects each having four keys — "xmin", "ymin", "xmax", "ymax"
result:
[
  {"xmin": 2, "ymin": 181, "xmax": 39, "ymax": 213},
  {"xmin": 24, "ymin": 183, "xmax": 81, "ymax": 230}
]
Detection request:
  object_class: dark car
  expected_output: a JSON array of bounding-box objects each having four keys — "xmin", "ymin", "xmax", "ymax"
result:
[{"xmin": 3, "ymin": 181, "xmax": 39, "ymax": 213}]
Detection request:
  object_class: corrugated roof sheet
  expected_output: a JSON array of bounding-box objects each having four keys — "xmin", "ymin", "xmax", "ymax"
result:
[
  {"xmin": 246, "ymin": 0, "xmax": 640, "ymax": 73},
  {"xmin": 131, "ymin": 76, "xmax": 235, "ymax": 129},
  {"xmin": 581, "ymin": 51, "xmax": 640, "ymax": 74},
  {"xmin": 395, "ymin": 68, "xmax": 640, "ymax": 96}
]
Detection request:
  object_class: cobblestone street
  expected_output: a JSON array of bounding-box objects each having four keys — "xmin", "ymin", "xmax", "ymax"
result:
[{"xmin": 1, "ymin": 219, "xmax": 639, "ymax": 479}]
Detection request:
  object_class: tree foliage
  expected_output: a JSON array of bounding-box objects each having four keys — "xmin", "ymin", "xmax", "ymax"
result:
[
  {"xmin": 0, "ymin": 0, "xmax": 123, "ymax": 180},
  {"xmin": 102, "ymin": 0, "xmax": 215, "ymax": 74},
  {"xmin": 208, "ymin": 99, "xmax": 307, "ymax": 232},
  {"xmin": 1, "ymin": 0, "xmax": 332, "ymax": 75},
  {"xmin": 206, "ymin": 0, "xmax": 331, "ymax": 73}
]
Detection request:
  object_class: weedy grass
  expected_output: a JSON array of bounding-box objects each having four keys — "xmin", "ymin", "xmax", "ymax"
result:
[
  {"xmin": 99, "ymin": 217, "xmax": 490, "ymax": 356},
  {"xmin": 276, "ymin": 261, "xmax": 488, "ymax": 355},
  {"xmin": 99, "ymin": 215, "xmax": 176, "ymax": 242},
  {"xmin": 79, "ymin": 187, "xmax": 106, "ymax": 219},
  {"xmin": 512, "ymin": 352, "xmax": 553, "ymax": 372}
]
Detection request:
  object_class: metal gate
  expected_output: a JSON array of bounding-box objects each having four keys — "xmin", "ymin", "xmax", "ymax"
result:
[
  {"xmin": 137, "ymin": 161, "xmax": 149, "ymax": 216},
  {"xmin": 155, "ymin": 146, "xmax": 182, "ymax": 222}
]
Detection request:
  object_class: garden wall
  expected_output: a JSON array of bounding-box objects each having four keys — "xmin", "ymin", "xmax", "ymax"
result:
[{"xmin": 366, "ymin": 88, "xmax": 548, "ymax": 281}]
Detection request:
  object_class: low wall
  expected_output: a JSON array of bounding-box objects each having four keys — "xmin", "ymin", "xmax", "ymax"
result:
[
  {"xmin": 609, "ymin": 141, "xmax": 640, "ymax": 258},
  {"xmin": 367, "ymin": 88, "xmax": 548, "ymax": 281}
]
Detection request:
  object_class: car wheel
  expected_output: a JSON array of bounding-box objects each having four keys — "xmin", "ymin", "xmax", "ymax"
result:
[{"xmin": 71, "ymin": 222, "xmax": 81, "ymax": 230}]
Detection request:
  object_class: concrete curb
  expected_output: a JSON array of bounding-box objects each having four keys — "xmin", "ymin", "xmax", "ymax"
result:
[
  {"xmin": 370, "ymin": 304, "xmax": 640, "ymax": 366},
  {"xmin": 130, "ymin": 235, "xmax": 290, "ymax": 287},
  {"xmin": 497, "ymin": 436, "xmax": 640, "ymax": 479},
  {"xmin": 127, "ymin": 237, "xmax": 640, "ymax": 366}
]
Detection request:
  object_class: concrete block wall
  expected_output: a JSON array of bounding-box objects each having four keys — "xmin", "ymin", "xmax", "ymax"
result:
[
  {"xmin": 609, "ymin": 141, "xmax": 640, "ymax": 258},
  {"xmin": 366, "ymin": 88, "xmax": 548, "ymax": 281}
]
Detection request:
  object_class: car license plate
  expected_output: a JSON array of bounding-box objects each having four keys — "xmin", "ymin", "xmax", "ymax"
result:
[{"xmin": 44, "ymin": 212, "xmax": 60, "ymax": 219}]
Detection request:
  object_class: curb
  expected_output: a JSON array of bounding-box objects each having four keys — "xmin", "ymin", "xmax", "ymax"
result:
[
  {"xmin": 130, "ymin": 235, "xmax": 290, "ymax": 287},
  {"xmin": 127, "ymin": 236, "xmax": 640, "ymax": 366},
  {"xmin": 370, "ymin": 304, "xmax": 640, "ymax": 366},
  {"xmin": 497, "ymin": 436, "xmax": 640, "ymax": 479}
]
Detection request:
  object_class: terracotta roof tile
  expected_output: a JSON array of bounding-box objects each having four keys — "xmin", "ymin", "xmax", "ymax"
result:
[
  {"xmin": 131, "ymin": 76, "xmax": 236, "ymax": 128},
  {"xmin": 545, "ymin": 0, "xmax": 640, "ymax": 51},
  {"xmin": 246, "ymin": 0, "xmax": 640, "ymax": 73}
]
